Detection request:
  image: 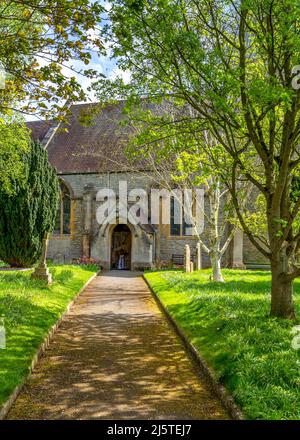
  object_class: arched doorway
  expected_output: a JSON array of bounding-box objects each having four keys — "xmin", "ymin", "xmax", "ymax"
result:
[{"xmin": 111, "ymin": 224, "xmax": 132, "ymax": 270}]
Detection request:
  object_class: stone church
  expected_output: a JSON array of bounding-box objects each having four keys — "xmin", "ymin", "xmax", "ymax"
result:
[{"xmin": 27, "ymin": 102, "xmax": 266, "ymax": 270}]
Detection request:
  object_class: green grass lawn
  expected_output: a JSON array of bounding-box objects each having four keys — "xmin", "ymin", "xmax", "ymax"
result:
[
  {"xmin": 144, "ymin": 269, "xmax": 300, "ymax": 420},
  {"xmin": 0, "ymin": 265, "xmax": 98, "ymax": 408}
]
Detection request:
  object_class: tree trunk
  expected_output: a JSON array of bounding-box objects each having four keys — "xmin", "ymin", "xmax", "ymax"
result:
[
  {"xmin": 211, "ymin": 253, "xmax": 224, "ymax": 282},
  {"xmin": 270, "ymin": 255, "xmax": 295, "ymax": 319}
]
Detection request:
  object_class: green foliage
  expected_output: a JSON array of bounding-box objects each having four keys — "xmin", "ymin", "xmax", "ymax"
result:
[
  {"xmin": 0, "ymin": 115, "xmax": 30, "ymax": 195},
  {"xmin": 145, "ymin": 270, "xmax": 300, "ymax": 420},
  {"xmin": 96, "ymin": 0, "xmax": 300, "ymax": 316},
  {"xmin": 0, "ymin": 265, "xmax": 97, "ymax": 407},
  {"xmin": 0, "ymin": 0, "xmax": 103, "ymax": 119},
  {"xmin": 0, "ymin": 142, "xmax": 59, "ymax": 267},
  {"xmin": 244, "ymin": 194, "xmax": 268, "ymax": 238},
  {"xmin": 95, "ymin": 0, "xmax": 300, "ymax": 243}
]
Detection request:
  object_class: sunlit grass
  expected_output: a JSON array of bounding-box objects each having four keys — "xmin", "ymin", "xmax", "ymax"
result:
[
  {"xmin": 145, "ymin": 269, "xmax": 300, "ymax": 420},
  {"xmin": 0, "ymin": 265, "xmax": 97, "ymax": 407}
]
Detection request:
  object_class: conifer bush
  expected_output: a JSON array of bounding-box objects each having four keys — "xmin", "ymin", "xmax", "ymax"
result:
[{"xmin": 0, "ymin": 142, "xmax": 59, "ymax": 267}]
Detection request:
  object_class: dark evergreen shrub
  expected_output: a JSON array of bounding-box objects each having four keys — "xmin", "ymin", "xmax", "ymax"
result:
[{"xmin": 0, "ymin": 141, "xmax": 59, "ymax": 267}]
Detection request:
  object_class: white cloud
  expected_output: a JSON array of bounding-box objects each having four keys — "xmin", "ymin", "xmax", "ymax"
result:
[
  {"xmin": 110, "ymin": 66, "xmax": 132, "ymax": 84},
  {"xmin": 102, "ymin": 1, "xmax": 112, "ymax": 12}
]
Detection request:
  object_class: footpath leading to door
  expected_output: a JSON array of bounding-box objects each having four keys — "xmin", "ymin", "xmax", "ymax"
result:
[{"xmin": 7, "ymin": 270, "xmax": 229, "ymax": 419}]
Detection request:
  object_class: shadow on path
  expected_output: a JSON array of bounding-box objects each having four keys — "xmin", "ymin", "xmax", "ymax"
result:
[{"xmin": 7, "ymin": 271, "xmax": 229, "ymax": 420}]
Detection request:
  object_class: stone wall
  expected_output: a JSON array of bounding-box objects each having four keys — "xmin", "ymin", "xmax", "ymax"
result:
[
  {"xmin": 159, "ymin": 233, "xmax": 209, "ymax": 267},
  {"xmin": 47, "ymin": 171, "xmax": 268, "ymax": 269},
  {"xmin": 47, "ymin": 237, "xmax": 72, "ymax": 263},
  {"xmin": 48, "ymin": 172, "xmax": 156, "ymax": 265},
  {"xmin": 243, "ymin": 235, "xmax": 269, "ymax": 268}
]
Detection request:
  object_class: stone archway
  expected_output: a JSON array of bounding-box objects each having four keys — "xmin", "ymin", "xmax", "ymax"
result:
[
  {"xmin": 111, "ymin": 224, "xmax": 132, "ymax": 270},
  {"xmin": 91, "ymin": 220, "xmax": 154, "ymax": 270}
]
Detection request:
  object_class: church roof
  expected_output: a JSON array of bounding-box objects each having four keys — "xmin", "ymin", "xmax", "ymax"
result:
[
  {"xmin": 27, "ymin": 120, "xmax": 54, "ymax": 143},
  {"xmin": 27, "ymin": 102, "xmax": 147, "ymax": 174}
]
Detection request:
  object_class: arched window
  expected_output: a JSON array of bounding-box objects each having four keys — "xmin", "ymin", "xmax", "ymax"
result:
[
  {"xmin": 170, "ymin": 195, "xmax": 193, "ymax": 237},
  {"xmin": 54, "ymin": 181, "xmax": 71, "ymax": 235}
]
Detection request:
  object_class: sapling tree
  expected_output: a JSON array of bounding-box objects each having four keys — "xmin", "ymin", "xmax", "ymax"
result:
[
  {"xmin": 124, "ymin": 103, "xmax": 252, "ymax": 281},
  {"xmin": 147, "ymin": 148, "xmax": 238, "ymax": 282}
]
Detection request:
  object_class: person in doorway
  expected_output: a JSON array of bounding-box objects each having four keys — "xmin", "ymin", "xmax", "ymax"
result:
[{"xmin": 118, "ymin": 254, "xmax": 125, "ymax": 270}]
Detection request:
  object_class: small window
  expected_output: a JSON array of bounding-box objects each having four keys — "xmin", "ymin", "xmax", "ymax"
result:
[{"xmin": 53, "ymin": 181, "xmax": 71, "ymax": 235}]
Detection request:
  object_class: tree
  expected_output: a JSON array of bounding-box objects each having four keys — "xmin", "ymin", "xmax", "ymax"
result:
[
  {"xmin": 141, "ymin": 148, "xmax": 239, "ymax": 282},
  {"xmin": 0, "ymin": 114, "xmax": 30, "ymax": 194},
  {"xmin": 0, "ymin": 0, "xmax": 103, "ymax": 119},
  {"xmin": 124, "ymin": 102, "xmax": 252, "ymax": 281},
  {"xmin": 95, "ymin": 0, "xmax": 300, "ymax": 319},
  {"xmin": 0, "ymin": 141, "xmax": 59, "ymax": 267}
]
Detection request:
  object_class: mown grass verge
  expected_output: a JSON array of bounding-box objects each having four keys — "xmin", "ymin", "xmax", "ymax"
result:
[
  {"xmin": 0, "ymin": 264, "xmax": 98, "ymax": 407},
  {"xmin": 144, "ymin": 269, "xmax": 300, "ymax": 420}
]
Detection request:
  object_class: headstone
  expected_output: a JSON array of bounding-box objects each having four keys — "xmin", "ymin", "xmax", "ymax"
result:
[
  {"xmin": 184, "ymin": 244, "xmax": 191, "ymax": 273},
  {"xmin": 195, "ymin": 242, "xmax": 202, "ymax": 270},
  {"xmin": 190, "ymin": 261, "xmax": 194, "ymax": 273}
]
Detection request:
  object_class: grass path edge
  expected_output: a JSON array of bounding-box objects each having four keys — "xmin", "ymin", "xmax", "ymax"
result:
[
  {"xmin": 143, "ymin": 274, "xmax": 245, "ymax": 420},
  {"xmin": 0, "ymin": 269, "xmax": 100, "ymax": 420}
]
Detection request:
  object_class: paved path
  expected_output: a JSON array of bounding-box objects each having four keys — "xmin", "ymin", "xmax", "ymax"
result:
[{"xmin": 7, "ymin": 271, "xmax": 228, "ymax": 420}]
